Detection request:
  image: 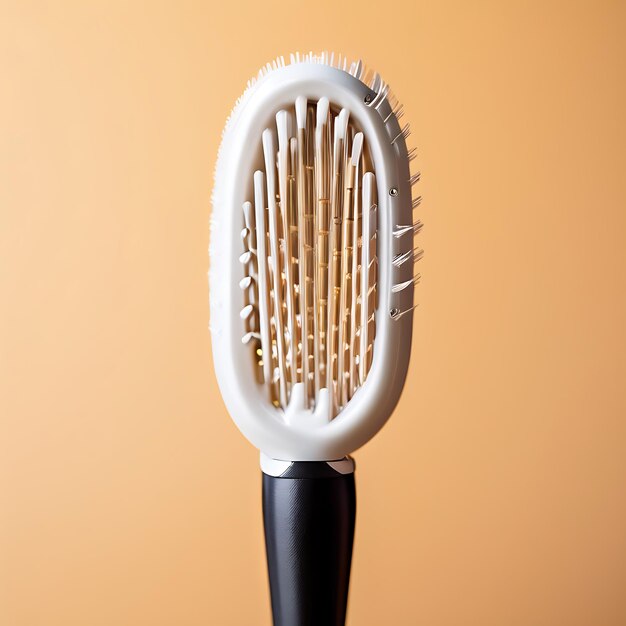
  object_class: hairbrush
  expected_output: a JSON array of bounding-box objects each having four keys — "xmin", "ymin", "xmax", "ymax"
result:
[{"xmin": 210, "ymin": 52, "xmax": 421, "ymax": 626}]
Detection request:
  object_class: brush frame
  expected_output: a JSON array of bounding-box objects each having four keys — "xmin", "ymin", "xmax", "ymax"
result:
[{"xmin": 210, "ymin": 61, "xmax": 414, "ymax": 461}]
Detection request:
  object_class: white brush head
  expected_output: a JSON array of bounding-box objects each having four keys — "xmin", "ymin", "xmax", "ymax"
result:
[{"xmin": 210, "ymin": 53, "xmax": 419, "ymax": 461}]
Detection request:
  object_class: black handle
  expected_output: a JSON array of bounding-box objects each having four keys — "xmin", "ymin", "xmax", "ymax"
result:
[{"xmin": 262, "ymin": 462, "xmax": 356, "ymax": 626}]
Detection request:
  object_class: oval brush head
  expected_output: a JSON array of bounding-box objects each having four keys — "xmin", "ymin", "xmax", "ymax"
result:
[{"xmin": 210, "ymin": 52, "xmax": 420, "ymax": 461}]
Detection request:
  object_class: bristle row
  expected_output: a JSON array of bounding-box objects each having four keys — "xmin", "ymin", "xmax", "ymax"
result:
[{"xmin": 240, "ymin": 101, "xmax": 378, "ymax": 417}]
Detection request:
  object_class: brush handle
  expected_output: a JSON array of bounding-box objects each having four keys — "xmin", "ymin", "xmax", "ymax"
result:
[{"xmin": 262, "ymin": 461, "xmax": 356, "ymax": 626}]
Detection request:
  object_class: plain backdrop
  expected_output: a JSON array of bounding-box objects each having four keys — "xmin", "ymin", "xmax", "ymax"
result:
[{"xmin": 2, "ymin": 1, "xmax": 626, "ymax": 625}]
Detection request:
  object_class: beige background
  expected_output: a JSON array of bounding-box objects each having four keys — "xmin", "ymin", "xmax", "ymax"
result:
[{"xmin": 2, "ymin": 1, "xmax": 626, "ymax": 625}]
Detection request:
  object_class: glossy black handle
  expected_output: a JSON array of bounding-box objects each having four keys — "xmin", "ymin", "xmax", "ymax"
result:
[{"xmin": 262, "ymin": 463, "xmax": 356, "ymax": 626}]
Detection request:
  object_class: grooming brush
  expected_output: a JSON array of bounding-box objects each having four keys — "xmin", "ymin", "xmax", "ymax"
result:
[{"xmin": 210, "ymin": 52, "xmax": 421, "ymax": 626}]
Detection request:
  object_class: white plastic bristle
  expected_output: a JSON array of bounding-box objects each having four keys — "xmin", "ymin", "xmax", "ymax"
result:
[
  {"xmin": 392, "ymin": 124, "xmax": 411, "ymax": 145},
  {"xmin": 393, "ymin": 219, "xmax": 423, "ymax": 238},
  {"xmin": 339, "ymin": 108, "xmax": 349, "ymax": 132},
  {"xmin": 351, "ymin": 132, "xmax": 364, "ymax": 166},
  {"xmin": 391, "ymin": 275, "xmax": 420, "ymax": 293},
  {"xmin": 240, "ymin": 304, "xmax": 254, "ymax": 319},
  {"xmin": 254, "ymin": 173, "xmax": 272, "ymax": 389},
  {"xmin": 316, "ymin": 98, "xmax": 330, "ymax": 144},
  {"xmin": 290, "ymin": 136, "xmax": 297, "ymax": 170},
  {"xmin": 295, "ymin": 96, "xmax": 307, "ymax": 130},
  {"xmin": 392, "ymin": 251, "xmax": 412, "ymax": 267},
  {"xmin": 262, "ymin": 129, "xmax": 288, "ymax": 406},
  {"xmin": 276, "ymin": 111, "xmax": 290, "ymax": 148},
  {"xmin": 409, "ymin": 172, "xmax": 421, "ymax": 186},
  {"xmin": 331, "ymin": 119, "xmax": 340, "ymax": 158},
  {"xmin": 359, "ymin": 172, "xmax": 376, "ymax": 384},
  {"xmin": 243, "ymin": 201, "xmax": 257, "ymax": 250},
  {"xmin": 243, "ymin": 202, "xmax": 253, "ymax": 226},
  {"xmin": 393, "ymin": 225, "xmax": 412, "ymax": 238},
  {"xmin": 326, "ymin": 106, "xmax": 353, "ymax": 414},
  {"xmin": 349, "ymin": 133, "xmax": 363, "ymax": 398},
  {"xmin": 334, "ymin": 109, "xmax": 349, "ymax": 151},
  {"xmin": 313, "ymin": 95, "xmax": 331, "ymax": 400},
  {"xmin": 242, "ymin": 331, "xmax": 261, "ymax": 344},
  {"xmin": 239, "ymin": 276, "xmax": 253, "ymax": 289},
  {"xmin": 371, "ymin": 83, "xmax": 389, "ymax": 109},
  {"xmin": 239, "ymin": 251, "xmax": 252, "ymax": 264},
  {"xmin": 275, "ymin": 109, "xmax": 297, "ymax": 383}
]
